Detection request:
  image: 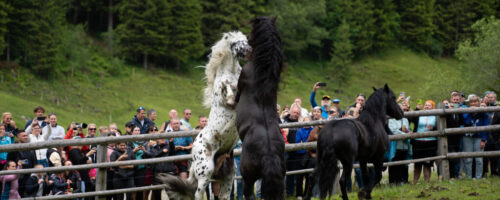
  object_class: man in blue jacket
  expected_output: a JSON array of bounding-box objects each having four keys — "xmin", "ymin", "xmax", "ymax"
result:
[{"xmin": 131, "ymin": 107, "xmax": 155, "ymax": 134}]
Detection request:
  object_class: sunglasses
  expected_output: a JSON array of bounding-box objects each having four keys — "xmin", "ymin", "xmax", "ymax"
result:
[
  {"xmin": 89, "ymin": 128, "xmax": 97, "ymax": 131},
  {"xmin": 153, "ymin": 129, "xmax": 158, "ymax": 131},
  {"xmin": 328, "ymin": 111, "xmax": 336, "ymax": 114}
]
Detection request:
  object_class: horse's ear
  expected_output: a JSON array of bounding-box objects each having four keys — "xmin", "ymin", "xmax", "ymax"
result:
[
  {"xmin": 372, "ymin": 87, "xmax": 377, "ymax": 92},
  {"xmin": 384, "ymin": 84, "xmax": 389, "ymax": 92},
  {"xmin": 272, "ymin": 16, "xmax": 278, "ymax": 24}
]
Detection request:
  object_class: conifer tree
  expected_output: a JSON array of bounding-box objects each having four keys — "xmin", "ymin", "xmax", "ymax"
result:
[
  {"xmin": 269, "ymin": 0, "xmax": 328, "ymax": 58},
  {"xmin": 330, "ymin": 20, "xmax": 353, "ymax": 91},
  {"xmin": 372, "ymin": 0, "xmax": 400, "ymax": 50},
  {"xmin": 116, "ymin": 0, "xmax": 171, "ymax": 69},
  {"xmin": 0, "ymin": 2, "xmax": 10, "ymax": 56},
  {"xmin": 5, "ymin": 0, "xmax": 64, "ymax": 75},
  {"xmin": 398, "ymin": 0, "xmax": 436, "ymax": 52},
  {"xmin": 201, "ymin": 0, "xmax": 260, "ymax": 47},
  {"xmin": 169, "ymin": 0, "xmax": 204, "ymax": 69}
]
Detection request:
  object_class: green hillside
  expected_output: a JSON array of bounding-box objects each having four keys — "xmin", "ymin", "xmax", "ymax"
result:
[{"xmin": 0, "ymin": 48, "xmax": 471, "ymax": 129}]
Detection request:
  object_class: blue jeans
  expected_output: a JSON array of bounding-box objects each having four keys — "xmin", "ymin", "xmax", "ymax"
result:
[
  {"xmin": 37, "ymin": 159, "xmax": 49, "ymax": 167},
  {"xmin": 463, "ymin": 136, "xmax": 483, "ymax": 179}
]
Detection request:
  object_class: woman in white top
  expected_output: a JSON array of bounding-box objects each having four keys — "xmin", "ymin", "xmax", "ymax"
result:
[{"xmin": 27, "ymin": 123, "xmax": 48, "ymax": 167}]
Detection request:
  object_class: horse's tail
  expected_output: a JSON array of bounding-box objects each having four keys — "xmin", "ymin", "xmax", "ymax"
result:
[
  {"xmin": 155, "ymin": 173, "xmax": 197, "ymax": 200},
  {"xmin": 261, "ymin": 153, "xmax": 285, "ymax": 200},
  {"xmin": 316, "ymin": 131, "xmax": 338, "ymax": 199}
]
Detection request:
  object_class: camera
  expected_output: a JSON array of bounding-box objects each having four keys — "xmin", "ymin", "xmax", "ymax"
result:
[
  {"xmin": 37, "ymin": 116, "xmax": 46, "ymax": 121},
  {"xmin": 74, "ymin": 123, "xmax": 88, "ymax": 130}
]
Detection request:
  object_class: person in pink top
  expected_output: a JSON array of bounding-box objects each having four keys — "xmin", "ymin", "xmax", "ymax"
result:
[{"xmin": 1, "ymin": 160, "xmax": 22, "ymax": 199}]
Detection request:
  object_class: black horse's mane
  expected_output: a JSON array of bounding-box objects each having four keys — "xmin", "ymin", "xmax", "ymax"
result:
[
  {"xmin": 358, "ymin": 88, "xmax": 388, "ymax": 124},
  {"xmin": 248, "ymin": 16, "xmax": 283, "ymax": 101}
]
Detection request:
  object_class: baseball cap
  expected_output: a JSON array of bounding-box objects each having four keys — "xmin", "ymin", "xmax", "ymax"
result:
[
  {"xmin": 137, "ymin": 106, "xmax": 146, "ymax": 112},
  {"xmin": 333, "ymin": 99, "xmax": 340, "ymax": 103},
  {"xmin": 322, "ymin": 95, "xmax": 331, "ymax": 100}
]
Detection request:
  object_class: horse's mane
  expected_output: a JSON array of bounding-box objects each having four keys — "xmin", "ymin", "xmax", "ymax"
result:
[
  {"xmin": 358, "ymin": 89, "xmax": 387, "ymax": 123},
  {"xmin": 203, "ymin": 32, "xmax": 238, "ymax": 108},
  {"xmin": 248, "ymin": 17, "xmax": 283, "ymax": 101}
]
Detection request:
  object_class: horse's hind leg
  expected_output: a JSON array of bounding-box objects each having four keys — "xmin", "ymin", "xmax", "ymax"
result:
[
  {"xmin": 193, "ymin": 153, "xmax": 215, "ymax": 200},
  {"xmin": 243, "ymin": 179, "xmax": 256, "ymax": 200},
  {"xmin": 358, "ymin": 161, "xmax": 370, "ymax": 199},
  {"xmin": 364, "ymin": 161, "xmax": 384, "ymax": 199},
  {"xmin": 340, "ymin": 160, "xmax": 353, "ymax": 200}
]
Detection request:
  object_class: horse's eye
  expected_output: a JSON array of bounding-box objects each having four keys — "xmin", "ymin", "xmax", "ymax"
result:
[{"xmin": 224, "ymin": 36, "xmax": 228, "ymax": 40}]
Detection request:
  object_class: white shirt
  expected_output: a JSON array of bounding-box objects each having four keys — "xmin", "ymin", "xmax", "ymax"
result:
[
  {"xmin": 29, "ymin": 134, "xmax": 47, "ymax": 160},
  {"xmin": 42, "ymin": 125, "xmax": 66, "ymax": 141}
]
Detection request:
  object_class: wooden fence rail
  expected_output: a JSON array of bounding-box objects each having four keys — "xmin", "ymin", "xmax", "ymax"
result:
[{"xmin": 2, "ymin": 105, "xmax": 500, "ymax": 200}]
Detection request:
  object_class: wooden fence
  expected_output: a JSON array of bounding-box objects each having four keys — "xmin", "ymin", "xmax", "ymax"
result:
[{"xmin": 1, "ymin": 106, "xmax": 499, "ymax": 200}]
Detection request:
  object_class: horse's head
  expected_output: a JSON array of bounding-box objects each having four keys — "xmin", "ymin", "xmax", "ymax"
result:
[
  {"xmin": 380, "ymin": 84, "xmax": 404, "ymax": 120},
  {"xmin": 223, "ymin": 31, "xmax": 251, "ymax": 59}
]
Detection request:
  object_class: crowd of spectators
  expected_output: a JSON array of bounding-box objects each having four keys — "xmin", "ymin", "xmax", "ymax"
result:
[{"xmin": 1, "ymin": 82, "xmax": 500, "ymax": 200}]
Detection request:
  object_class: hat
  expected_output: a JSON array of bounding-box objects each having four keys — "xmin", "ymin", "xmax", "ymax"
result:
[
  {"xmin": 322, "ymin": 95, "xmax": 331, "ymax": 100},
  {"xmin": 72, "ymin": 136, "xmax": 82, "ymax": 140},
  {"xmin": 137, "ymin": 106, "xmax": 146, "ymax": 112},
  {"xmin": 333, "ymin": 99, "xmax": 340, "ymax": 103}
]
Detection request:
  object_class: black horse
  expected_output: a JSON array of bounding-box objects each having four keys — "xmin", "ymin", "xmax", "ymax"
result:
[
  {"xmin": 305, "ymin": 84, "xmax": 403, "ymax": 200},
  {"xmin": 235, "ymin": 17, "xmax": 285, "ymax": 200}
]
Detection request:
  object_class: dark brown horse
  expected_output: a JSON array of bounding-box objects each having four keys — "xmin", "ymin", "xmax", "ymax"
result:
[
  {"xmin": 305, "ymin": 84, "xmax": 404, "ymax": 200},
  {"xmin": 235, "ymin": 16, "xmax": 285, "ymax": 200}
]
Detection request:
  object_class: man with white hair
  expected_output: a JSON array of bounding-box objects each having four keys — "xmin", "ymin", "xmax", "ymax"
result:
[
  {"xmin": 160, "ymin": 109, "xmax": 179, "ymax": 132},
  {"xmin": 294, "ymin": 97, "xmax": 309, "ymax": 118}
]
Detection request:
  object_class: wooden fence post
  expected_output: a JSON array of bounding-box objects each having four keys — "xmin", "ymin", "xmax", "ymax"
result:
[
  {"xmin": 95, "ymin": 139, "xmax": 108, "ymax": 200},
  {"xmin": 437, "ymin": 103, "xmax": 450, "ymax": 180}
]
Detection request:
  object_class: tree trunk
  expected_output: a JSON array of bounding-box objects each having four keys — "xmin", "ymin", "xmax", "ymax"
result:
[
  {"xmin": 175, "ymin": 59, "xmax": 180, "ymax": 71},
  {"xmin": 6, "ymin": 36, "xmax": 9, "ymax": 65},
  {"xmin": 143, "ymin": 53, "xmax": 148, "ymax": 69},
  {"xmin": 107, "ymin": 0, "xmax": 113, "ymax": 46}
]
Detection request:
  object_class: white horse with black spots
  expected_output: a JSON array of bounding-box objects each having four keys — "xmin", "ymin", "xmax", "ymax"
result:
[{"xmin": 157, "ymin": 31, "xmax": 250, "ymax": 200}]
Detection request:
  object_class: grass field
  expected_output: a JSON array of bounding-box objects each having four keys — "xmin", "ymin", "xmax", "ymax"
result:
[
  {"xmin": 286, "ymin": 171, "xmax": 500, "ymax": 200},
  {"xmin": 0, "ymin": 48, "xmax": 474, "ymax": 129}
]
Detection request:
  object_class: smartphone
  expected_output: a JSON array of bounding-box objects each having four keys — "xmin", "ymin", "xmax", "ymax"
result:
[
  {"xmin": 400, "ymin": 92, "xmax": 405, "ymax": 96},
  {"xmin": 37, "ymin": 116, "xmax": 46, "ymax": 121},
  {"xmin": 318, "ymin": 82, "xmax": 327, "ymax": 87}
]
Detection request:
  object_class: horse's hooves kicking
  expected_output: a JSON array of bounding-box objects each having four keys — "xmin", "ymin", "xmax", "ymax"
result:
[{"xmin": 358, "ymin": 190, "xmax": 372, "ymax": 200}]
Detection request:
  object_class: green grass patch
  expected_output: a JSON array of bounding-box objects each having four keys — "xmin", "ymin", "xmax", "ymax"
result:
[{"xmin": 285, "ymin": 176, "xmax": 500, "ymax": 200}]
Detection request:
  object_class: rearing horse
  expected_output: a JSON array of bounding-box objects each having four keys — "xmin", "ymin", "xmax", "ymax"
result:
[
  {"xmin": 157, "ymin": 31, "xmax": 250, "ymax": 200},
  {"xmin": 235, "ymin": 17, "xmax": 286, "ymax": 200},
  {"xmin": 306, "ymin": 84, "xmax": 403, "ymax": 200}
]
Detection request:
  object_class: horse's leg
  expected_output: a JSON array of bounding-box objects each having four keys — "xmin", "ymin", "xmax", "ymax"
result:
[
  {"xmin": 243, "ymin": 177, "xmax": 256, "ymax": 200},
  {"xmin": 222, "ymin": 80, "xmax": 237, "ymax": 108},
  {"xmin": 194, "ymin": 150, "xmax": 216, "ymax": 200},
  {"xmin": 364, "ymin": 161, "xmax": 384, "ymax": 200},
  {"xmin": 358, "ymin": 161, "xmax": 370, "ymax": 199},
  {"xmin": 339, "ymin": 160, "xmax": 353, "ymax": 200},
  {"xmin": 217, "ymin": 166, "xmax": 236, "ymax": 200}
]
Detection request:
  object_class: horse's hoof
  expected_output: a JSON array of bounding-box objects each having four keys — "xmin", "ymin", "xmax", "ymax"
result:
[{"xmin": 358, "ymin": 190, "xmax": 367, "ymax": 199}]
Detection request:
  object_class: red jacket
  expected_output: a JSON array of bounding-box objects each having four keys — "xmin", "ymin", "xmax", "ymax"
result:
[{"xmin": 64, "ymin": 129, "xmax": 89, "ymax": 159}]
